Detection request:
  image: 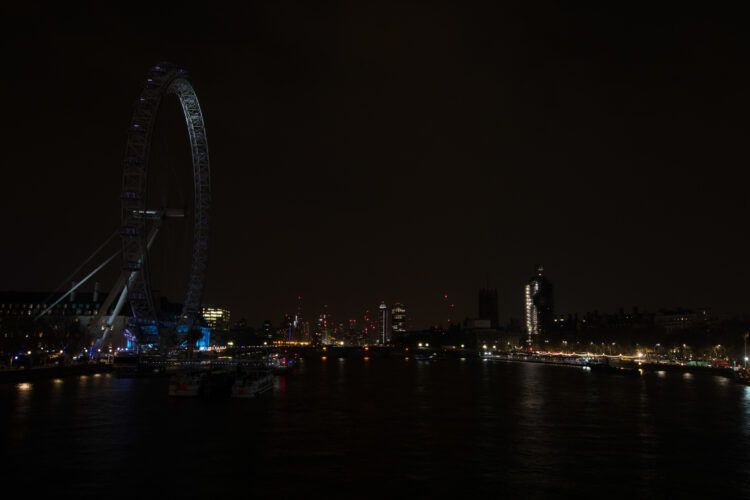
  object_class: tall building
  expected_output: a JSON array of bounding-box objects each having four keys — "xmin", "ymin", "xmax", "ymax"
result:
[
  {"xmin": 391, "ymin": 303, "xmax": 407, "ymax": 335},
  {"xmin": 317, "ymin": 306, "xmax": 332, "ymax": 345},
  {"xmin": 261, "ymin": 320, "xmax": 273, "ymax": 341},
  {"xmin": 524, "ymin": 265, "xmax": 554, "ymax": 339},
  {"xmin": 478, "ymin": 288, "xmax": 499, "ymax": 328},
  {"xmin": 378, "ymin": 302, "xmax": 391, "ymax": 344},
  {"xmin": 291, "ymin": 295, "xmax": 310, "ymax": 343}
]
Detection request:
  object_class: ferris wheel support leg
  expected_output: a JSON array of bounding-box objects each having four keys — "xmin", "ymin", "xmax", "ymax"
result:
[
  {"xmin": 97, "ymin": 222, "xmax": 163, "ymax": 348},
  {"xmin": 36, "ymin": 249, "xmax": 121, "ymax": 321}
]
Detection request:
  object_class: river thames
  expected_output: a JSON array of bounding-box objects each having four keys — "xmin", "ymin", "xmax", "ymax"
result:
[{"xmin": 2, "ymin": 358, "xmax": 750, "ymax": 497}]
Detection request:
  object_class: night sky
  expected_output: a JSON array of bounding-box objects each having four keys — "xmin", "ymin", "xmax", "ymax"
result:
[{"xmin": 2, "ymin": 2, "xmax": 749, "ymax": 328}]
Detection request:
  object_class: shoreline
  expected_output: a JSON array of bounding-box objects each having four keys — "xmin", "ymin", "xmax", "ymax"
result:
[{"xmin": 0, "ymin": 363, "xmax": 113, "ymax": 383}]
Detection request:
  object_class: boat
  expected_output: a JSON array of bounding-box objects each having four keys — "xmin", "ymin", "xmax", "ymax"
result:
[
  {"xmin": 413, "ymin": 352, "xmax": 436, "ymax": 361},
  {"xmin": 168, "ymin": 370, "xmax": 206, "ymax": 397},
  {"xmin": 272, "ymin": 364, "xmax": 294, "ymax": 375},
  {"xmin": 268, "ymin": 354, "xmax": 297, "ymax": 375},
  {"xmin": 231, "ymin": 367, "xmax": 274, "ymax": 398}
]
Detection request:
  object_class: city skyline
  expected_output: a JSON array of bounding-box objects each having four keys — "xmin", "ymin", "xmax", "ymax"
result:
[{"xmin": 3, "ymin": 4, "xmax": 750, "ymax": 497}]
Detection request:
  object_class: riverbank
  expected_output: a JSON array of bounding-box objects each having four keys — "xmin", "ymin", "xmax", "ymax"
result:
[
  {"xmin": 482, "ymin": 352, "xmax": 737, "ymax": 379},
  {"xmin": 0, "ymin": 363, "xmax": 112, "ymax": 383}
]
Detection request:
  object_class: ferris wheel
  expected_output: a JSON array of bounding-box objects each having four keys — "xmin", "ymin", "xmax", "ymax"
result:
[
  {"xmin": 120, "ymin": 63, "xmax": 211, "ymax": 331},
  {"xmin": 37, "ymin": 63, "xmax": 211, "ymax": 348}
]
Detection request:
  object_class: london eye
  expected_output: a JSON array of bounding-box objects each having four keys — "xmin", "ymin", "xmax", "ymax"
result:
[
  {"xmin": 37, "ymin": 62, "xmax": 211, "ymax": 350},
  {"xmin": 121, "ymin": 63, "xmax": 211, "ymax": 333}
]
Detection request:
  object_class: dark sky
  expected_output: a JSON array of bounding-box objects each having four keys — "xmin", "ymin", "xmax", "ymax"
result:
[{"xmin": 2, "ymin": 1, "xmax": 749, "ymax": 328}]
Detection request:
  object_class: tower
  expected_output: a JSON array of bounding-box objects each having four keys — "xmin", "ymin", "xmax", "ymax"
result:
[
  {"xmin": 478, "ymin": 288, "xmax": 499, "ymax": 328},
  {"xmin": 317, "ymin": 305, "xmax": 331, "ymax": 345},
  {"xmin": 378, "ymin": 302, "xmax": 391, "ymax": 345},
  {"xmin": 524, "ymin": 265, "xmax": 554, "ymax": 341},
  {"xmin": 292, "ymin": 295, "xmax": 309, "ymax": 343}
]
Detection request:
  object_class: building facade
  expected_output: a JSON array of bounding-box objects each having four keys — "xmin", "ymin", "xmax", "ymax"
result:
[
  {"xmin": 391, "ymin": 303, "xmax": 407, "ymax": 336},
  {"xmin": 201, "ymin": 306, "xmax": 231, "ymax": 331},
  {"xmin": 0, "ymin": 289, "xmax": 128, "ymax": 355},
  {"xmin": 524, "ymin": 266, "xmax": 554, "ymax": 339}
]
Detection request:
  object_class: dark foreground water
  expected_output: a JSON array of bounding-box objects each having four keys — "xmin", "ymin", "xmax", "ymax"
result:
[{"xmin": 2, "ymin": 358, "xmax": 750, "ymax": 498}]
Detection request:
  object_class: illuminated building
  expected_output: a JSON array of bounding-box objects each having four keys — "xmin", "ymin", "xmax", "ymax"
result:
[
  {"xmin": 317, "ymin": 306, "xmax": 332, "ymax": 345},
  {"xmin": 524, "ymin": 266, "xmax": 554, "ymax": 340},
  {"xmin": 0, "ymin": 288, "xmax": 129, "ymax": 352},
  {"xmin": 391, "ymin": 303, "xmax": 407, "ymax": 335},
  {"xmin": 478, "ymin": 288, "xmax": 499, "ymax": 328},
  {"xmin": 378, "ymin": 302, "xmax": 391, "ymax": 344},
  {"xmin": 654, "ymin": 308, "xmax": 712, "ymax": 333},
  {"xmin": 201, "ymin": 306, "xmax": 231, "ymax": 331},
  {"xmin": 290, "ymin": 295, "xmax": 311, "ymax": 342}
]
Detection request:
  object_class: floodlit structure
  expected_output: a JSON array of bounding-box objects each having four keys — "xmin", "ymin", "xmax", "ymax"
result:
[{"xmin": 524, "ymin": 266, "xmax": 554, "ymax": 342}]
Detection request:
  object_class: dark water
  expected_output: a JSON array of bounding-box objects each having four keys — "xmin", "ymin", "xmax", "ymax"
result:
[{"xmin": 2, "ymin": 358, "xmax": 750, "ymax": 498}]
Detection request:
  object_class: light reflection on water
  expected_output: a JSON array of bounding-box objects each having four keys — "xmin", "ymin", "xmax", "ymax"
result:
[
  {"xmin": 15, "ymin": 382, "xmax": 32, "ymax": 392},
  {"xmin": 1, "ymin": 360, "xmax": 749, "ymax": 497}
]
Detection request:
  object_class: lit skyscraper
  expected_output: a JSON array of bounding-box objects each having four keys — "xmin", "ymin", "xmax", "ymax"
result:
[
  {"xmin": 391, "ymin": 303, "xmax": 407, "ymax": 336},
  {"xmin": 317, "ymin": 306, "xmax": 331, "ymax": 345},
  {"xmin": 524, "ymin": 266, "xmax": 554, "ymax": 341},
  {"xmin": 378, "ymin": 302, "xmax": 391, "ymax": 344},
  {"xmin": 291, "ymin": 295, "xmax": 310, "ymax": 343}
]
